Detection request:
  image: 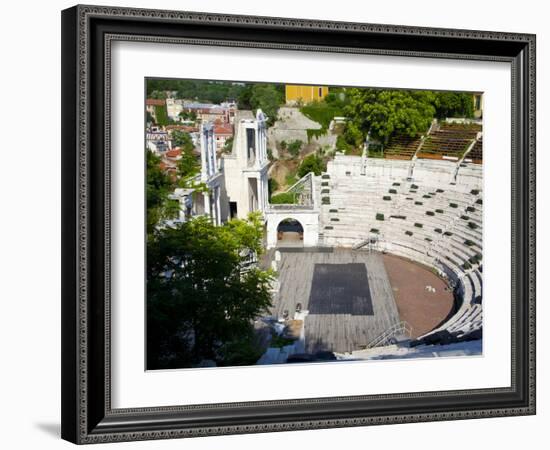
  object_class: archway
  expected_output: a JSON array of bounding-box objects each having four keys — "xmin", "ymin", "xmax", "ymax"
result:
[{"xmin": 276, "ymin": 218, "xmax": 304, "ymax": 247}]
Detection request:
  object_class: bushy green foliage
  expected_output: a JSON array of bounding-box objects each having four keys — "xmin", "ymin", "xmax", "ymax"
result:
[
  {"xmin": 154, "ymin": 104, "xmax": 168, "ymax": 126},
  {"xmin": 270, "ymin": 192, "xmax": 297, "ymax": 204},
  {"xmin": 239, "ymin": 84, "xmax": 284, "ymax": 125},
  {"xmin": 433, "ymin": 92, "xmax": 474, "ymax": 118},
  {"xmin": 344, "ymin": 89, "xmax": 436, "ymax": 145},
  {"xmin": 287, "ymin": 140, "xmax": 303, "ymax": 158},
  {"xmin": 268, "ymin": 178, "xmax": 279, "ymax": 197},
  {"xmin": 146, "ymin": 150, "xmax": 178, "ymax": 236},
  {"xmin": 297, "ymin": 154, "xmax": 325, "ymax": 178},
  {"xmin": 146, "ymin": 213, "xmax": 273, "ymax": 369}
]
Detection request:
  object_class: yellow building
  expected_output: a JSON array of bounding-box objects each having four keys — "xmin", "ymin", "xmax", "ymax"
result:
[{"xmin": 285, "ymin": 85, "xmax": 329, "ymax": 105}]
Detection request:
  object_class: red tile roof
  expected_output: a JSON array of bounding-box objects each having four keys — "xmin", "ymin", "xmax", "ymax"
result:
[
  {"xmin": 166, "ymin": 148, "xmax": 182, "ymax": 158},
  {"xmin": 146, "ymin": 99, "xmax": 166, "ymax": 106},
  {"xmin": 214, "ymin": 125, "xmax": 233, "ymax": 136}
]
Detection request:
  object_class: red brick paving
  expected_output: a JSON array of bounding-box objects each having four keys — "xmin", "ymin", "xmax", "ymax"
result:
[{"xmin": 382, "ymin": 254, "xmax": 454, "ymax": 338}]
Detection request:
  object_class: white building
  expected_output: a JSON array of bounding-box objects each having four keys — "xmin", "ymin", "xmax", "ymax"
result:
[
  {"xmin": 166, "ymin": 98, "xmax": 184, "ymax": 122},
  {"xmin": 221, "ymin": 110, "xmax": 270, "ymax": 220},
  {"xmin": 169, "ymin": 109, "xmax": 269, "ymax": 226}
]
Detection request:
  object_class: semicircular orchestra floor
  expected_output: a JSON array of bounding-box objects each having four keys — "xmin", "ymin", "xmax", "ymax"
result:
[{"xmin": 382, "ymin": 253, "xmax": 455, "ymax": 338}]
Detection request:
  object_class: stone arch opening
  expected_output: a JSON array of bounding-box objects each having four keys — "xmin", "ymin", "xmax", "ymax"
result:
[{"xmin": 276, "ymin": 218, "xmax": 304, "ymax": 247}]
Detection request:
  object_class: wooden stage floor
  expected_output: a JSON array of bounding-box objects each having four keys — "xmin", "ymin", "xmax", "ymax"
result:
[{"xmin": 272, "ymin": 249, "xmax": 401, "ymax": 353}]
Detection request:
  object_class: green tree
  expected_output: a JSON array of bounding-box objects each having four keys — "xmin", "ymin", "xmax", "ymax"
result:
[
  {"xmin": 433, "ymin": 92, "xmax": 474, "ymax": 118},
  {"xmin": 146, "ymin": 150, "xmax": 178, "ymax": 236},
  {"xmin": 344, "ymin": 89, "xmax": 436, "ymax": 146},
  {"xmin": 239, "ymin": 84, "xmax": 284, "ymax": 125},
  {"xmin": 170, "ymin": 130, "xmax": 200, "ymax": 181},
  {"xmin": 297, "ymin": 154, "xmax": 325, "ymax": 178},
  {"xmin": 154, "ymin": 104, "xmax": 169, "ymax": 126},
  {"xmin": 146, "ymin": 213, "xmax": 273, "ymax": 369}
]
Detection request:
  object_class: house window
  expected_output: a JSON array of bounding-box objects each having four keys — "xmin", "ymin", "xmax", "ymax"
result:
[{"xmin": 318, "ymin": 87, "xmax": 323, "ymax": 97}]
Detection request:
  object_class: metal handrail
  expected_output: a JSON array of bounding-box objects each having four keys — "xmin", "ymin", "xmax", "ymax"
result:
[{"xmin": 365, "ymin": 321, "xmax": 413, "ymax": 349}]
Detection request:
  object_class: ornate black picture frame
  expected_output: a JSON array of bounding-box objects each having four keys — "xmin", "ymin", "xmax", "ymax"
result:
[{"xmin": 61, "ymin": 4, "xmax": 536, "ymax": 444}]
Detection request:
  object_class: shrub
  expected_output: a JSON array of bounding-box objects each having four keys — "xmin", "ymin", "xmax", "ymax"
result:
[
  {"xmin": 383, "ymin": 196, "xmax": 392, "ymax": 201},
  {"xmin": 414, "ymin": 223, "xmax": 423, "ymax": 228},
  {"xmin": 468, "ymin": 222, "xmax": 479, "ymax": 229},
  {"xmin": 436, "ymin": 209, "xmax": 444, "ymax": 213},
  {"xmin": 426, "ymin": 211, "xmax": 435, "ymax": 216},
  {"xmin": 270, "ymin": 192, "xmax": 296, "ymax": 204},
  {"xmin": 415, "ymin": 201, "xmax": 423, "ymax": 205},
  {"xmin": 298, "ymin": 154, "xmax": 325, "ymax": 178},
  {"xmin": 463, "ymin": 261, "xmax": 472, "ymax": 270},
  {"xmin": 376, "ymin": 213, "xmax": 384, "ymax": 221},
  {"xmin": 466, "ymin": 206, "xmax": 476, "ymax": 212},
  {"xmin": 389, "ymin": 189, "xmax": 397, "ymax": 194},
  {"xmin": 464, "ymin": 239, "xmax": 475, "ymax": 246},
  {"xmin": 287, "ymin": 139, "xmax": 303, "ymax": 157},
  {"xmin": 444, "ymin": 231, "xmax": 453, "ymax": 236},
  {"xmin": 471, "ymin": 189, "xmax": 480, "ymax": 195},
  {"xmin": 405, "ymin": 230, "xmax": 413, "ymax": 236},
  {"xmin": 461, "ymin": 215, "xmax": 470, "ymax": 220},
  {"xmin": 392, "ymin": 182, "xmax": 401, "ymax": 186},
  {"xmin": 434, "ymin": 228, "xmax": 443, "ymax": 234},
  {"xmin": 411, "ymin": 184, "xmax": 419, "ymax": 189},
  {"xmin": 322, "ymin": 196, "xmax": 330, "ymax": 205},
  {"xmin": 370, "ymin": 228, "xmax": 379, "ymax": 234},
  {"xmin": 449, "ymin": 202, "xmax": 458, "ymax": 208},
  {"xmin": 476, "ymin": 198, "xmax": 483, "ymax": 205}
]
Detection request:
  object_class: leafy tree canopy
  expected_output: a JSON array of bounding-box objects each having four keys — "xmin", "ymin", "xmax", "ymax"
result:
[
  {"xmin": 238, "ymin": 84, "xmax": 284, "ymax": 125},
  {"xmin": 344, "ymin": 89, "xmax": 436, "ymax": 145},
  {"xmin": 146, "ymin": 212, "xmax": 273, "ymax": 369},
  {"xmin": 146, "ymin": 150, "xmax": 179, "ymax": 236}
]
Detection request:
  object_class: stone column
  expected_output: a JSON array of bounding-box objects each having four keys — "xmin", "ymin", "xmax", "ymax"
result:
[{"xmin": 203, "ymin": 192, "xmax": 211, "ymax": 218}]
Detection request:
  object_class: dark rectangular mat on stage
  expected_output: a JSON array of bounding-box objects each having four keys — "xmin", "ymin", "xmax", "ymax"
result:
[{"xmin": 308, "ymin": 263, "xmax": 373, "ymax": 315}]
